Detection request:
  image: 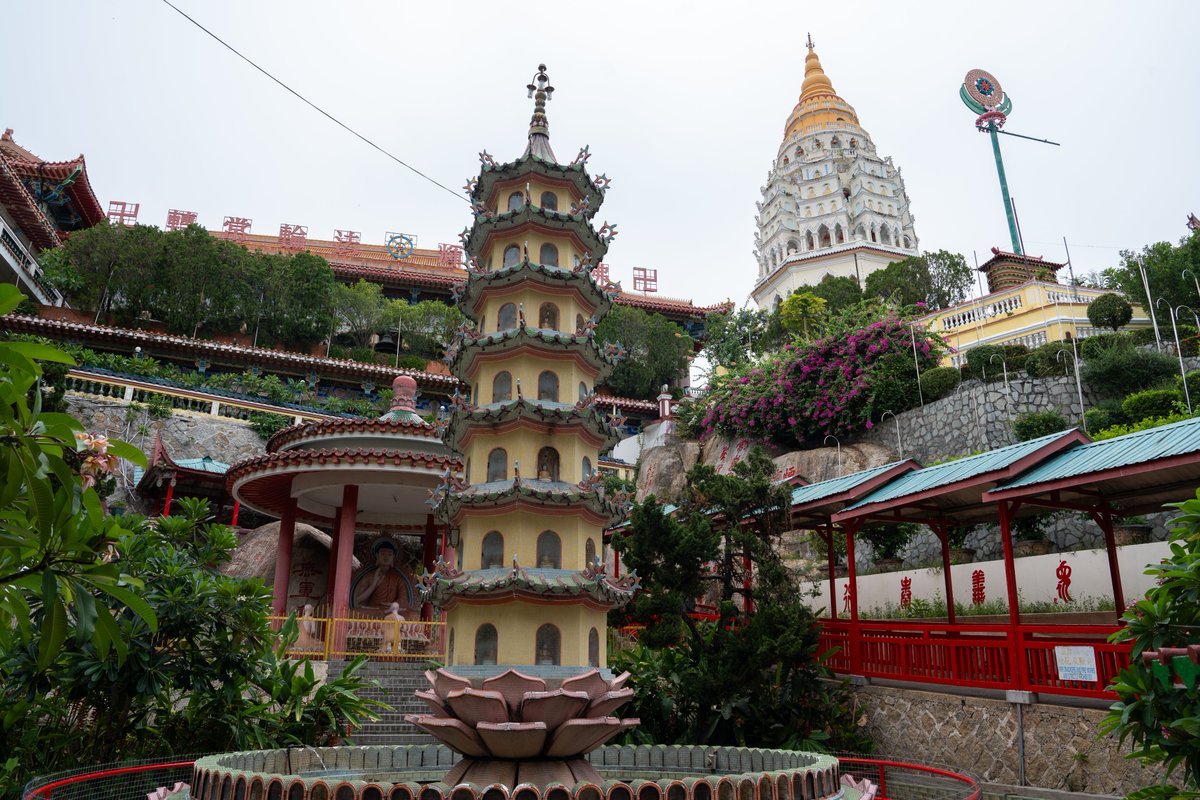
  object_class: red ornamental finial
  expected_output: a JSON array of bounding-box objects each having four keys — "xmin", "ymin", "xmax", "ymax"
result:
[{"xmin": 391, "ymin": 375, "xmax": 418, "ymax": 411}]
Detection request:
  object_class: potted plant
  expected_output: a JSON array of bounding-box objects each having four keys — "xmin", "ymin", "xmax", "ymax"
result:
[
  {"xmin": 1013, "ymin": 514, "xmax": 1054, "ymax": 557},
  {"xmin": 946, "ymin": 524, "xmax": 977, "ymax": 564},
  {"xmin": 862, "ymin": 523, "xmax": 917, "ymax": 572},
  {"xmin": 1112, "ymin": 515, "xmax": 1152, "ymax": 545}
]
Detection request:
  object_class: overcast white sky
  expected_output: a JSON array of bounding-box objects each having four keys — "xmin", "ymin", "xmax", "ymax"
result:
[{"xmin": 4, "ymin": 1, "xmax": 1197, "ymax": 308}]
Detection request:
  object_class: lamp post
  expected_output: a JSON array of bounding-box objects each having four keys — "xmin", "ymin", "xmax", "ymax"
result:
[
  {"xmin": 880, "ymin": 410, "xmax": 902, "ymax": 458},
  {"xmin": 1157, "ymin": 297, "xmax": 1192, "ymax": 414},
  {"xmin": 823, "ymin": 434, "xmax": 843, "ymax": 475},
  {"xmin": 989, "ymin": 352, "xmax": 1014, "ymax": 427},
  {"xmin": 1139, "ymin": 257, "xmax": 1163, "ymax": 351},
  {"xmin": 1056, "ymin": 345, "xmax": 1087, "ymax": 432},
  {"xmin": 1184, "ymin": 269, "xmax": 1200, "ymax": 304},
  {"xmin": 908, "ymin": 322, "xmax": 925, "ymax": 410}
]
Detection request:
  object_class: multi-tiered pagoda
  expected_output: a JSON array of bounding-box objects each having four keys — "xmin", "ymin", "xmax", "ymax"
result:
[{"xmin": 410, "ymin": 65, "xmax": 639, "ymax": 788}]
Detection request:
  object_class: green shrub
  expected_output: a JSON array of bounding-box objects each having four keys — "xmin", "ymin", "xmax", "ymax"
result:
[
  {"xmin": 1079, "ymin": 332, "xmax": 1132, "ymax": 360},
  {"xmin": 919, "ymin": 366, "xmax": 960, "ymax": 401},
  {"xmin": 1176, "ymin": 370, "xmax": 1200, "ymax": 406},
  {"xmin": 1081, "ymin": 343, "xmax": 1177, "ymax": 398},
  {"xmin": 964, "ymin": 344, "xmax": 1005, "ymax": 382},
  {"xmin": 348, "ymin": 346, "xmax": 379, "ymax": 364},
  {"xmin": 1024, "ymin": 341, "xmax": 1074, "ymax": 377},
  {"xmin": 396, "ymin": 354, "xmax": 429, "ymax": 370},
  {"xmin": 249, "ymin": 411, "xmax": 292, "ymax": 440},
  {"xmin": 862, "ymin": 523, "xmax": 918, "ymax": 561},
  {"xmin": 1093, "ymin": 411, "xmax": 1195, "ymax": 441},
  {"xmin": 1128, "ymin": 327, "xmax": 1160, "ymax": 347},
  {"xmin": 1086, "ymin": 292, "xmax": 1133, "ymax": 332},
  {"xmin": 1012, "ymin": 410, "xmax": 1070, "ymax": 441},
  {"xmin": 1002, "ymin": 342, "xmax": 1030, "ymax": 364},
  {"xmin": 1084, "ymin": 399, "xmax": 1126, "ymax": 433},
  {"xmin": 1122, "ymin": 388, "xmax": 1183, "ymax": 423},
  {"xmin": 146, "ymin": 394, "xmax": 173, "ymax": 419}
]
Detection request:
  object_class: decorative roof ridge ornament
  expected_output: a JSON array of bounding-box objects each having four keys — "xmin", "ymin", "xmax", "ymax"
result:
[{"xmin": 524, "ymin": 63, "xmax": 557, "ymax": 162}]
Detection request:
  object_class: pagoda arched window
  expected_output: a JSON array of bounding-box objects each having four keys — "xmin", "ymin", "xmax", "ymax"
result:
[
  {"xmin": 536, "ymin": 531, "xmax": 562, "ymax": 568},
  {"xmin": 867, "ymin": 182, "xmax": 875, "ymax": 193},
  {"xmin": 575, "ymin": 313, "xmax": 585, "ymax": 332},
  {"xmin": 881, "ymin": 227, "xmax": 893, "ymax": 246},
  {"xmin": 804, "ymin": 208, "xmax": 812, "ymax": 218},
  {"xmin": 582, "ymin": 456, "xmax": 593, "ymax": 481},
  {"xmin": 807, "ymin": 187, "xmax": 815, "ymax": 199},
  {"xmin": 888, "ymin": 204, "xmax": 894, "ymax": 215},
  {"xmin": 787, "ymin": 239, "xmax": 800, "ymax": 254},
  {"xmin": 486, "ymin": 448, "xmax": 507, "ymax": 482},
  {"xmin": 538, "ymin": 370, "xmax": 559, "ymax": 402},
  {"xmin": 448, "ymin": 628, "xmax": 455, "ymax": 664},
  {"xmin": 538, "ymin": 302, "xmax": 559, "ymax": 330},
  {"xmin": 497, "ymin": 302, "xmax": 517, "ymax": 330},
  {"xmin": 806, "ymin": 232, "xmax": 815, "ymax": 250},
  {"xmin": 903, "ymin": 236, "xmax": 912, "ymax": 249},
  {"xmin": 854, "ymin": 224, "xmax": 867, "ymax": 240},
  {"xmin": 822, "ymin": 183, "xmax": 830, "ymax": 194},
  {"xmin": 535, "ymin": 624, "xmax": 561, "ymax": 666},
  {"xmin": 539, "ymin": 243, "xmax": 559, "ymax": 267},
  {"xmin": 578, "ymin": 381, "xmax": 588, "ymax": 400},
  {"xmin": 588, "ymin": 628, "xmax": 600, "ymax": 668},
  {"xmin": 503, "ymin": 245, "xmax": 521, "ymax": 268},
  {"xmin": 870, "ymin": 227, "xmax": 878, "ymax": 243},
  {"xmin": 481, "ymin": 531, "xmax": 504, "ymax": 569},
  {"xmin": 492, "ymin": 371, "xmax": 512, "ymax": 403},
  {"xmin": 835, "ymin": 224, "xmax": 845, "ymax": 244},
  {"xmin": 475, "ymin": 624, "xmax": 498, "ymax": 665},
  {"xmin": 818, "ymin": 225, "xmax": 832, "ymax": 249},
  {"xmin": 507, "ymin": 192, "xmax": 525, "ymax": 212},
  {"xmin": 585, "ymin": 536, "xmax": 596, "ymax": 565},
  {"xmin": 818, "ymin": 203, "xmax": 825, "ymax": 215},
  {"xmin": 540, "ymin": 191, "xmax": 558, "ymax": 211},
  {"xmin": 537, "ymin": 447, "xmax": 560, "ymax": 481}
]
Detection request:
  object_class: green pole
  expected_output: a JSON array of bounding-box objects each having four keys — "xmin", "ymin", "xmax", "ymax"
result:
[{"xmin": 988, "ymin": 122, "xmax": 1022, "ymax": 254}]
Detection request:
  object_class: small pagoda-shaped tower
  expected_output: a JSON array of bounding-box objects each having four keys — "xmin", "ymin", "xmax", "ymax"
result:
[{"xmin": 423, "ymin": 65, "xmax": 636, "ymax": 681}]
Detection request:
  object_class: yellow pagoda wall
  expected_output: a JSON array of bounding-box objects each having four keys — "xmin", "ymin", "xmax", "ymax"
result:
[
  {"xmin": 485, "ymin": 178, "xmax": 581, "ymax": 218},
  {"xmin": 482, "ymin": 231, "xmax": 586, "ymax": 274},
  {"xmin": 470, "ymin": 354, "xmax": 599, "ymax": 405},
  {"xmin": 458, "ymin": 510, "xmax": 600, "ymax": 572},
  {"xmin": 477, "ymin": 289, "xmax": 595, "ymax": 336},
  {"xmin": 447, "ymin": 601, "xmax": 607, "ymax": 668},
  {"xmin": 462, "ymin": 427, "xmax": 597, "ymax": 485}
]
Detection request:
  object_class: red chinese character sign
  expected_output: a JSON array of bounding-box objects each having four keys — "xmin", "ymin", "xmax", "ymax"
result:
[
  {"xmin": 592, "ymin": 263, "xmax": 611, "ymax": 287},
  {"xmin": 437, "ymin": 243, "xmax": 463, "ymax": 268},
  {"xmin": 899, "ymin": 577, "xmax": 912, "ymax": 609},
  {"xmin": 1055, "ymin": 560, "xmax": 1072, "ymax": 603},
  {"xmin": 223, "ymin": 216, "xmax": 253, "ymax": 242},
  {"xmin": 632, "ymin": 266, "xmax": 658, "ymax": 293},
  {"xmin": 842, "ymin": 582, "xmax": 853, "ymax": 615},
  {"xmin": 333, "ymin": 229, "xmax": 361, "ymax": 258},
  {"xmin": 278, "ymin": 224, "xmax": 308, "ymax": 250},
  {"xmin": 107, "ymin": 201, "xmax": 140, "ymax": 226},
  {"xmin": 971, "ymin": 569, "xmax": 986, "ymax": 605},
  {"xmin": 165, "ymin": 209, "xmax": 198, "ymax": 231}
]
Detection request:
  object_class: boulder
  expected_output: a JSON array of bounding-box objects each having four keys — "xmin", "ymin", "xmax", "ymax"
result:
[
  {"xmin": 635, "ymin": 441, "xmax": 700, "ymax": 503},
  {"xmin": 770, "ymin": 441, "xmax": 897, "ymax": 485}
]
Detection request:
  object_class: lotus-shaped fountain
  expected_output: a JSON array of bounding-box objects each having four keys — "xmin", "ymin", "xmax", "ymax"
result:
[{"xmin": 406, "ymin": 667, "xmax": 639, "ymax": 787}]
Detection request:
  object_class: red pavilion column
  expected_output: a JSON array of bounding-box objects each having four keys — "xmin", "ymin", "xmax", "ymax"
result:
[
  {"xmin": 271, "ymin": 498, "xmax": 298, "ymax": 618},
  {"xmin": 421, "ymin": 514, "xmax": 437, "ymax": 622},
  {"xmin": 327, "ymin": 503, "xmax": 343, "ymax": 601},
  {"xmin": 332, "ymin": 485, "xmax": 359, "ymax": 657}
]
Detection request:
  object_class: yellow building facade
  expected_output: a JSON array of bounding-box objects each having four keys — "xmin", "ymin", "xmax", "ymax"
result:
[{"xmin": 421, "ymin": 66, "xmax": 637, "ymax": 679}]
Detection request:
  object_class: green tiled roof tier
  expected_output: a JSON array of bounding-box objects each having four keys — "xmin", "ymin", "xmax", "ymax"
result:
[
  {"xmin": 453, "ymin": 258, "xmax": 614, "ymax": 324},
  {"xmin": 470, "ymin": 154, "xmax": 605, "ymax": 218},
  {"xmin": 463, "ymin": 204, "xmax": 610, "ymax": 264},
  {"xmin": 446, "ymin": 325, "xmax": 625, "ymax": 384},
  {"xmin": 438, "ymin": 477, "xmax": 631, "ymax": 527},
  {"xmin": 445, "ymin": 397, "xmax": 624, "ymax": 453},
  {"xmin": 418, "ymin": 564, "xmax": 639, "ymax": 610}
]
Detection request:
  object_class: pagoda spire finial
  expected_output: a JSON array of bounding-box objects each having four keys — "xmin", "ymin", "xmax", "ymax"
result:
[
  {"xmin": 806, "ymin": 32, "xmax": 814, "ymax": 51},
  {"xmin": 524, "ymin": 63, "xmax": 557, "ymax": 162},
  {"xmin": 799, "ymin": 38, "xmax": 836, "ymax": 103}
]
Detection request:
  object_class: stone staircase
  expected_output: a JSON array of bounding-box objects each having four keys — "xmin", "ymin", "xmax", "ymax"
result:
[{"xmin": 341, "ymin": 659, "xmax": 436, "ymax": 746}]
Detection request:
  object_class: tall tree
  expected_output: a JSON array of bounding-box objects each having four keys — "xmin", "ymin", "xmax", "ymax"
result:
[
  {"xmin": 595, "ymin": 305, "xmax": 694, "ymax": 400},
  {"xmin": 700, "ymin": 308, "xmax": 769, "ymax": 371},
  {"xmin": 779, "ymin": 291, "xmax": 827, "ymax": 338},
  {"xmin": 924, "ymin": 249, "xmax": 973, "ymax": 309},
  {"xmin": 864, "ymin": 250, "xmax": 971, "ymax": 310},
  {"xmin": 1099, "ymin": 233, "xmax": 1200, "ymax": 314},
  {"xmin": 333, "ymin": 280, "xmax": 392, "ymax": 348},
  {"xmin": 809, "ymin": 273, "xmax": 863, "ymax": 312}
]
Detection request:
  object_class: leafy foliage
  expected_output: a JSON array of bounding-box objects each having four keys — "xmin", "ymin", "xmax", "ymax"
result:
[
  {"xmin": 334, "ymin": 280, "xmax": 394, "ymax": 349},
  {"xmin": 918, "ymin": 366, "xmax": 960, "ymax": 402},
  {"xmin": 1093, "ymin": 412, "xmax": 1197, "ymax": 442},
  {"xmin": 1123, "ymin": 389, "xmax": 1184, "ymax": 423},
  {"xmin": 248, "ymin": 411, "xmax": 293, "ymax": 440},
  {"xmin": 861, "ymin": 523, "xmax": 917, "ymax": 561},
  {"xmin": 695, "ymin": 310, "xmax": 943, "ymax": 445},
  {"xmin": 700, "ymin": 308, "xmax": 770, "ymax": 372},
  {"xmin": 863, "ymin": 250, "xmax": 972, "ymax": 310},
  {"xmin": 1087, "ymin": 292, "xmax": 1134, "ymax": 332},
  {"xmin": 609, "ymin": 449, "xmax": 870, "ymax": 752},
  {"xmin": 1024, "ymin": 341, "xmax": 1076, "ymax": 378},
  {"xmin": 42, "ymin": 223, "xmax": 335, "ymax": 346},
  {"xmin": 778, "ymin": 292, "xmax": 827, "ymax": 338},
  {"xmin": 1012, "ymin": 410, "xmax": 1069, "ymax": 442},
  {"xmin": 1096, "ymin": 232, "xmax": 1200, "ymax": 317},
  {"xmin": 595, "ymin": 305, "xmax": 694, "ymax": 400},
  {"xmin": 1081, "ymin": 344, "xmax": 1178, "ymax": 399},
  {"xmin": 809, "ymin": 274, "xmax": 864, "ymax": 313},
  {"xmin": 1100, "ymin": 488, "xmax": 1200, "ymax": 791}
]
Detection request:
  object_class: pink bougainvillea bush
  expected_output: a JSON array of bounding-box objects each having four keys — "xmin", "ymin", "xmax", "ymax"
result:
[{"xmin": 698, "ymin": 313, "xmax": 945, "ymax": 445}]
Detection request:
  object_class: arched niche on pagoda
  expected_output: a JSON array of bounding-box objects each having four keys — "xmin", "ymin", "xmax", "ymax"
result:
[
  {"xmin": 447, "ymin": 601, "xmax": 609, "ymax": 669},
  {"xmin": 468, "ymin": 354, "xmax": 600, "ymax": 412},
  {"xmin": 457, "ymin": 511, "xmax": 600, "ymax": 572},
  {"xmin": 483, "ymin": 176, "xmax": 584, "ymax": 218},
  {"xmin": 481, "ymin": 230, "xmax": 587, "ymax": 273},
  {"xmin": 477, "ymin": 286, "xmax": 600, "ymax": 337},
  {"xmin": 460, "ymin": 428, "xmax": 599, "ymax": 487}
]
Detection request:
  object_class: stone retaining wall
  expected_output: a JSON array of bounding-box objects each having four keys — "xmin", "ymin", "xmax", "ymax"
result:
[{"xmin": 855, "ymin": 684, "xmax": 1162, "ymax": 795}]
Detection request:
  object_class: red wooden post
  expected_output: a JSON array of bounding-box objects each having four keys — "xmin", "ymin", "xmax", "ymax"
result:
[
  {"xmin": 326, "ymin": 503, "xmax": 343, "ymax": 602},
  {"xmin": 1094, "ymin": 509, "xmax": 1126, "ymax": 617},
  {"xmin": 845, "ymin": 519, "xmax": 862, "ymax": 676},
  {"xmin": 271, "ymin": 498, "xmax": 297, "ymax": 617},
  {"xmin": 332, "ymin": 485, "xmax": 359, "ymax": 658},
  {"xmin": 997, "ymin": 500, "xmax": 1026, "ymax": 690},
  {"xmin": 162, "ymin": 478, "xmax": 175, "ymax": 517},
  {"xmin": 825, "ymin": 525, "xmax": 837, "ymax": 619},
  {"xmin": 935, "ymin": 523, "xmax": 956, "ymax": 624},
  {"xmin": 230, "ymin": 500, "xmax": 240, "ymax": 528},
  {"xmin": 743, "ymin": 544, "xmax": 754, "ymax": 615}
]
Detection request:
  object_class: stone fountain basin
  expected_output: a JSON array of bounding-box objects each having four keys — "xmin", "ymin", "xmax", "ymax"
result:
[{"xmin": 191, "ymin": 744, "xmax": 847, "ymax": 800}]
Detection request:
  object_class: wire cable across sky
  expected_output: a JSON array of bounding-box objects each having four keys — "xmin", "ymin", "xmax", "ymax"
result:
[{"xmin": 157, "ymin": 0, "xmax": 467, "ymax": 205}]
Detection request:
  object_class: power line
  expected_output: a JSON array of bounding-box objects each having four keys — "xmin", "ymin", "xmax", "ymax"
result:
[{"xmin": 157, "ymin": 0, "xmax": 467, "ymax": 204}]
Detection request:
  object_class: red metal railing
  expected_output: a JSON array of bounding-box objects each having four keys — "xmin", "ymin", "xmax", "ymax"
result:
[
  {"xmin": 839, "ymin": 757, "xmax": 980, "ymax": 800},
  {"xmin": 24, "ymin": 758, "xmax": 198, "ymax": 800},
  {"xmin": 819, "ymin": 619, "xmax": 1126, "ymax": 699}
]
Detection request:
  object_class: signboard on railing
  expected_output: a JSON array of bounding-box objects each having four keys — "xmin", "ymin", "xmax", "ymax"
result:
[{"xmin": 1054, "ymin": 645, "xmax": 1098, "ymax": 682}]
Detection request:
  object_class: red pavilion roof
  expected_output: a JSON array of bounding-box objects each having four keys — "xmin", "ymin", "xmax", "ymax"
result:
[{"xmin": 0, "ymin": 129, "xmax": 105, "ymax": 240}]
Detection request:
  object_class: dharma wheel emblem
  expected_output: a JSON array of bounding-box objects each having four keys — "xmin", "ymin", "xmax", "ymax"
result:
[{"xmin": 388, "ymin": 233, "xmax": 415, "ymax": 259}]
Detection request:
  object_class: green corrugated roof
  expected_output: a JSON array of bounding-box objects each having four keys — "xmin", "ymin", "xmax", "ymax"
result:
[
  {"xmin": 790, "ymin": 460, "xmax": 911, "ymax": 508},
  {"xmin": 989, "ymin": 415, "xmax": 1200, "ymax": 495},
  {"xmin": 842, "ymin": 429, "xmax": 1083, "ymax": 512},
  {"xmin": 175, "ymin": 456, "xmax": 229, "ymax": 474}
]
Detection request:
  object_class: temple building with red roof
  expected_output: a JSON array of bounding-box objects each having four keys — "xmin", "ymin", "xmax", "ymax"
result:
[{"xmin": 0, "ymin": 128, "xmax": 105, "ymax": 305}]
